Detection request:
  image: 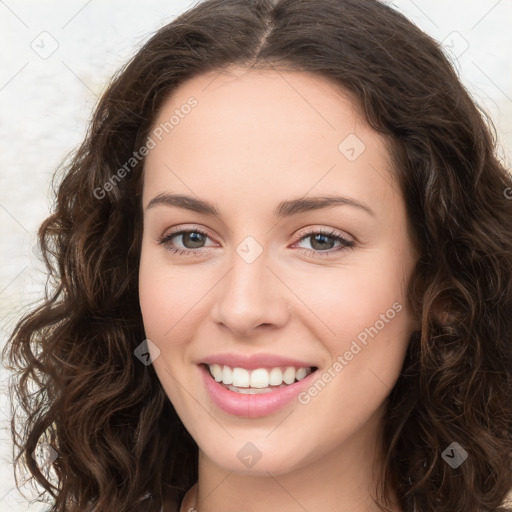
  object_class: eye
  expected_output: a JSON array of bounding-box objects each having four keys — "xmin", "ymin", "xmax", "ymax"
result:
[
  {"xmin": 158, "ymin": 226, "xmax": 355, "ymax": 257},
  {"xmin": 292, "ymin": 228, "xmax": 355, "ymax": 256},
  {"xmin": 158, "ymin": 226, "xmax": 215, "ymax": 256}
]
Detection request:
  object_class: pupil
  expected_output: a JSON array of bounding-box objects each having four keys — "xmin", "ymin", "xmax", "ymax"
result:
[
  {"xmin": 312, "ymin": 234, "xmax": 333, "ymax": 250},
  {"xmin": 185, "ymin": 232, "xmax": 204, "ymax": 248}
]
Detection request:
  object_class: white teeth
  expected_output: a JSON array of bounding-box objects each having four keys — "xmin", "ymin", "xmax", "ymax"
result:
[
  {"xmin": 295, "ymin": 367, "xmax": 307, "ymax": 380},
  {"xmin": 210, "ymin": 363, "xmax": 223, "ymax": 382},
  {"xmin": 222, "ymin": 365, "xmax": 232, "ymax": 385},
  {"xmin": 250, "ymin": 368, "xmax": 269, "ymax": 388},
  {"xmin": 283, "ymin": 367, "xmax": 296, "ymax": 385},
  {"xmin": 232, "ymin": 367, "xmax": 250, "ymax": 387},
  {"xmin": 268, "ymin": 368, "xmax": 282, "ymax": 386},
  {"xmin": 207, "ymin": 364, "xmax": 313, "ymax": 388}
]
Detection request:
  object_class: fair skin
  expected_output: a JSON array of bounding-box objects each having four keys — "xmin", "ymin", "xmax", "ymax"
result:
[{"xmin": 138, "ymin": 66, "xmax": 421, "ymax": 512}]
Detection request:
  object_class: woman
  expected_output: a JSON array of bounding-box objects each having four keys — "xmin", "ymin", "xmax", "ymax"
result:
[{"xmin": 4, "ymin": 0, "xmax": 512, "ymax": 511}]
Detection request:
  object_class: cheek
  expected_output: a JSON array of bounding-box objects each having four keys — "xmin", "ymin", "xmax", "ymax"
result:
[
  {"xmin": 335, "ymin": 278, "xmax": 412, "ymax": 389},
  {"xmin": 138, "ymin": 245, "xmax": 211, "ymax": 344},
  {"xmin": 286, "ymin": 251, "xmax": 413, "ymax": 381},
  {"xmin": 301, "ymin": 272, "xmax": 411, "ymax": 434},
  {"xmin": 138, "ymin": 250, "xmax": 196, "ymax": 402},
  {"xmin": 139, "ymin": 250, "xmax": 167, "ymax": 338},
  {"xmin": 286, "ymin": 254, "xmax": 409, "ymax": 337},
  {"xmin": 138, "ymin": 245, "xmax": 181, "ymax": 341}
]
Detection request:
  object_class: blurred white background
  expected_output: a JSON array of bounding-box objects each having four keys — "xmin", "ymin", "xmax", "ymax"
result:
[{"xmin": 1, "ymin": 0, "xmax": 511, "ymax": 510}]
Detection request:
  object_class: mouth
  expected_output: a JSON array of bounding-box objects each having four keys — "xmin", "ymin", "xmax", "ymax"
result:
[
  {"xmin": 199, "ymin": 362, "xmax": 319, "ymax": 417},
  {"xmin": 201, "ymin": 363, "xmax": 319, "ymax": 394}
]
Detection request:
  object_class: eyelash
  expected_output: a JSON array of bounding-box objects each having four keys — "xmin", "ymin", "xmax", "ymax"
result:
[{"xmin": 158, "ymin": 226, "xmax": 355, "ymax": 257}]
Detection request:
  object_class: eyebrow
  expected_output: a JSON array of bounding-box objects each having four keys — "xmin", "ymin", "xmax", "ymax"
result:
[{"xmin": 145, "ymin": 193, "xmax": 375, "ymax": 218}]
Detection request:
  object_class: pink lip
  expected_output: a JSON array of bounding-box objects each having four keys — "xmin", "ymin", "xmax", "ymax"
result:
[
  {"xmin": 200, "ymin": 352, "xmax": 317, "ymax": 370},
  {"xmin": 199, "ymin": 363, "xmax": 318, "ymax": 418}
]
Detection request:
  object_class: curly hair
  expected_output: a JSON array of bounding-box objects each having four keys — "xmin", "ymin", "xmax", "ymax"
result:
[{"xmin": 4, "ymin": 0, "xmax": 512, "ymax": 511}]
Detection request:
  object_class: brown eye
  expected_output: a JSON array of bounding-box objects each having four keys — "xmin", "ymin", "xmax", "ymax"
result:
[
  {"xmin": 308, "ymin": 233, "xmax": 338, "ymax": 251},
  {"xmin": 159, "ymin": 228, "xmax": 214, "ymax": 255},
  {"xmin": 293, "ymin": 229, "xmax": 355, "ymax": 256},
  {"xmin": 172, "ymin": 231, "xmax": 207, "ymax": 249}
]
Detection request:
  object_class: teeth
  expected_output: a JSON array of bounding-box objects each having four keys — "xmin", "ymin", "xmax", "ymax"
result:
[
  {"xmin": 207, "ymin": 364, "xmax": 313, "ymax": 388},
  {"xmin": 222, "ymin": 365, "xmax": 232, "ymax": 385},
  {"xmin": 250, "ymin": 368, "xmax": 269, "ymax": 388},
  {"xmin": 232, "ymin": 367, "xmax": 250, "ymax": 387},
  {"xmin": 226, "ymin": 384, "xmax": 276, "ymax": 394},
  {"xmin": 269, "ymin": 367, "xmax": 282, "ymax": 386}
]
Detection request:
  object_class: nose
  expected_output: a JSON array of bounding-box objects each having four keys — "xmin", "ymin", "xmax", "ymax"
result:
[{"xmin": 210, "ymin": 246, "xmax": 290, "ymax": 337}]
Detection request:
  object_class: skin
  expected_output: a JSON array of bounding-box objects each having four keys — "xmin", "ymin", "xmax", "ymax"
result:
[{"xmin": 138, "ymin": 66, "xmax": 421, "ymax": 512}]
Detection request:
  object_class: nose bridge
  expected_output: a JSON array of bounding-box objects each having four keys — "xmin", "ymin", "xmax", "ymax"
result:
[{"xmin": 212, "ymin": 235, "xmax": 288, "ymax": 334}]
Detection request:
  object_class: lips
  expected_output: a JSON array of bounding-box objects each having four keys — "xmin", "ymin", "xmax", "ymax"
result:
[
  {"xmin": 199, "ymin": 352, "xmax": 318, "ymax": 370},
  {"xmin": 199, "ymin": 361, "xmax": 319, "ymax": 418}
]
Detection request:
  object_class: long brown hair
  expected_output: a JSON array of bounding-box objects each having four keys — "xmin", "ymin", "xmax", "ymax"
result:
[{"xmin": 4, "ymin": 0, "xmax": 512, "ymax": 510}]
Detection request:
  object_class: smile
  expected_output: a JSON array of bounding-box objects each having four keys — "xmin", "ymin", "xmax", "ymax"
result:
[
  {"xmin": 200, "ymin": 363, "xmax": 319, "ymax": 417},
  {"xmin": 207, "ymin": 363, "xmax": 315, "ymax": 392}
]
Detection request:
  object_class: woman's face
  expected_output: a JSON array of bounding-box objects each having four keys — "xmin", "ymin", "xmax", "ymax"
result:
[{"xmin": 139, "ymin": 67, "xmax": 420, "ymax": 476}]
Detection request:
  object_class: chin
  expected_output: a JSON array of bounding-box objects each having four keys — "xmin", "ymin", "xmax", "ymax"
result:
[{"xmin": 202, "ymin": 442, "xmax": 307, "ymax": 476}]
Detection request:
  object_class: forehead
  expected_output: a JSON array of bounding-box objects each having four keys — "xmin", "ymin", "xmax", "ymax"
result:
[{"xmin": 142, "ymin": 67, "xmax": 399, "ymax": 218}]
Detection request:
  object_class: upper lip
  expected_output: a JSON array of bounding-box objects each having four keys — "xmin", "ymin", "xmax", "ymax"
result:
[{"xmin": 199, "ymin": 352, "xmax": 318, "ymax": 370}]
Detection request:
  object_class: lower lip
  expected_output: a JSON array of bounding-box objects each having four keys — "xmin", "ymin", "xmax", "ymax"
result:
[{"xmin": 199, "ymin": 364, "xmax": 317, "ymax": 418}]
